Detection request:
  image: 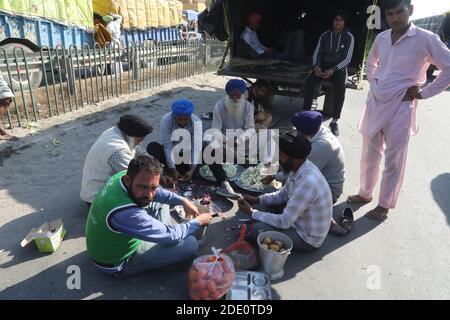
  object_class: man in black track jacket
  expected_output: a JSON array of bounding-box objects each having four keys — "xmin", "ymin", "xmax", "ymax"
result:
[{"xmin": 303, "ymin": 9, "xmax": 355, "ymax": 136}]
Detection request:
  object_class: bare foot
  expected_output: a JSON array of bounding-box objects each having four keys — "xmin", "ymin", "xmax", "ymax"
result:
[
  {"xmin": 347, "ymin": 194, "xmax": 373, "ymax": 204},
  {"xmin": 365, "ymin": 206, "xmax": 389, "ymax": 221}
]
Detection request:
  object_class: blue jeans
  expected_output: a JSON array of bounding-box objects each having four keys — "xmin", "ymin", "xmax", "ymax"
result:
[{"xmin": 117, "ymin": 202, "xmax": 198, "ymax": 277}]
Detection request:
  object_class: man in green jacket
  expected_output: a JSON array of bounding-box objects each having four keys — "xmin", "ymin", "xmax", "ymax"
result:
[{"xmin": 85, "ymin": 155, "xmax": 212, "ymax": 277}]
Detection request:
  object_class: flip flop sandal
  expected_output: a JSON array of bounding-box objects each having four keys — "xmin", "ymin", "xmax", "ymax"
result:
[
  {"xmin": 340, "ymin": 207, "xmax": 354, "ymax": 232},
  {"xmin": 347, "ymin": 195, "xmax": 373, "ymax": 204},
  {"xmin": 365, "ymin": 209, "xmax": 388, "ymax": 221}
]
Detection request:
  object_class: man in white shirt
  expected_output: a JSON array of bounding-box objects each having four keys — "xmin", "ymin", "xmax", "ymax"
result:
[
  {"xmin": 240, "ymin": 13, "xmax": 274, "ymax": 57},
  {"xmin": 103, "ymin": 13, "xmax": 123, "ymax": 74},
  {"xmin": 80, "ymin": 115, "xmax": 155, "ymax": 206},
  {"xmin": 238, "ymin": 130, "xmax": 333, "ymax": 251},
  {"xmin": 212, "ymin": 79, "xmax": 255, "ymax": 134},
  {"xmin": 210, "ymin": 79, "xmax": 255, "ymax": 199},
  {"xmin": 240, "ymin": 12, "xmax": 306, "ymax": 63},
  {"xmin": 103, "ymin": 14, "xmax": 122, "ymax": 45}
]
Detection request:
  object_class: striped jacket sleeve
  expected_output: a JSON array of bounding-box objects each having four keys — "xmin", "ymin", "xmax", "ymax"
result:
[
  {"xmin": 333, "ymin": 32, "xmax": 354, "ymax": 73},
  {"xmin": 312, "ymin": 32, "xmax": 327, "ymax": 68}
]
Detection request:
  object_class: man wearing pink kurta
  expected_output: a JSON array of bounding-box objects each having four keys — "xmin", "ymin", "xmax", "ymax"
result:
[{"xmin": 348, "ymin": 0, "xmax": 450, "ymax": 220}]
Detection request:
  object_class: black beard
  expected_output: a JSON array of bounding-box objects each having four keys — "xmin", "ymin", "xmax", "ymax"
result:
[{"xmin": 125, "ymin": 179, "xmax": 150, "ymax": 207}]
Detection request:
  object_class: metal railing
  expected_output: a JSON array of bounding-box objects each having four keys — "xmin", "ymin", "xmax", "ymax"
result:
[{"xmin": 1, "ymin": 39, "xmax": 227, "ymax": 129}]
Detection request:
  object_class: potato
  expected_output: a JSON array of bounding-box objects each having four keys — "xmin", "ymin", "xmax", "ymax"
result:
[
  {"xmin": 273, "ymin": 240, "xmax": 284, "ymax": 248},
  {"xmin": 269, "ymin": 244, "xmax": 280, "ymax": 251},
  {"xmin": 261, "ymin": 243, "xmax": 269, "ymax": 250},
  {"xmin": 262, "ymin": 237, "xmax": 272, "ymax": 245}
]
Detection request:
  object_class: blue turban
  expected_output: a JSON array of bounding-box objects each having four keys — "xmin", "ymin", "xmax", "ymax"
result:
[
  {"xmin": 292, "ymin": 111, "xmax": 323, "ymax": 135},
  {"xmin": 171, "ymin": 99, "xmax": 194, "ymax": 116},
  {"xmin": 225, "ymin": 79, "xmax": 247, "ymax": 95}
]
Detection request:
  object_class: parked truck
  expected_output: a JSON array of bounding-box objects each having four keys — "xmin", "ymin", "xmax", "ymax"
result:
[
  {"xmin": 199, "ymin": 0, "xmax": 381, "ymax": 109},
  {"xmin": 0, "ymin": 0, "xmax": 187, "ymax": 90}
]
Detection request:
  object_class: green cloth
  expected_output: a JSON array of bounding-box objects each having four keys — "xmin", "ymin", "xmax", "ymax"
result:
[{"xmin": 85, "ymin": 171, "xmax": 141, "ymax": 266}]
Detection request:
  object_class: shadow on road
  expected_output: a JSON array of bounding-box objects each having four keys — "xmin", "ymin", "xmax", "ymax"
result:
[{"xmin": 431, "ymin": 173, "xmax": 450, "ymax": 226}]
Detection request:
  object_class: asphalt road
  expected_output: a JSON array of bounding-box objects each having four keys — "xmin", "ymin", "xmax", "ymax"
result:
[{"xmin": 0, "ymin": 76, "xmax": 449, "ymax": 300}]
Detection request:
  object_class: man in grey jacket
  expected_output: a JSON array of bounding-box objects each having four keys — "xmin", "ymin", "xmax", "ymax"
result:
[{"xmin": 302, "ymin": 9, "xmax": 355, "ymax": 136}]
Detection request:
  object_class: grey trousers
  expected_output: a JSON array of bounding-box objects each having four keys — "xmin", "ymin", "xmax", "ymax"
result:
[{"xmin": 117, "ymin": 202, "xmax": 198, "ymax": 277}]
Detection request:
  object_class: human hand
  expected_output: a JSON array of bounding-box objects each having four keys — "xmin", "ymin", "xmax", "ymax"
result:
[
  {"xmin": 261, "ymin": 175, "xmax": 274, "ymax": 185},
  {"xmin": 183, "ymin": 198, "xmax": 200, "ymax": 219},
  {"xmin": 256, "ymin": 112, "xmax": 266, "ymax": 122},
  {"xmin": 197, "ymin": 213, "xmax": 213, "ymax": 225},
  {"xmin": 403, "ymin": 86, "xmax": 422, "ymax": 101},
  {"xmin": 239, "ymin": 194, "xmax": 260, "ymax": 205},
  {"xmin": 160, "ymin": 175, "xmax": 174, "ymax": 188},
  {"xmin": 314, "ymin": 67, "xmax": 323, "ymax": 77},
  {"xmin": 183, "ymin": 168, "xmax": 195, "ymax": 182},
  {"xmin": 238, "ymin": 198, "xmax": 254, "ymax": 215},
  {"xmin": 321, "ymin": 69, "xmax": 333, "ymax": 79},
  {"xmin": 169, "ymin": 168, "xmax": 180, "ymax": 181}
]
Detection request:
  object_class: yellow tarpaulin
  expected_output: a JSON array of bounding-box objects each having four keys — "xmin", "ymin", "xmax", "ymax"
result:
[
  {"xmin": 145, "ymin": 0, "xmax": 159, "ymax": 28},
  {"xmin": 77, "ymin": 0, "xmax": 93, "ymax": 28},
  {"xmin": 169, "ymin": 0, "xmax": 179, "ymax": 26},
  {"xmin": 93, "ymin": 0, "xmax": 120, "ymax": 16},
  {"xmin": 181, "ymin": 0, "xmax": 206, "ymax": 12},
  {"xmin": 176, "ymin": 0, "xmax": 183, "ymax": 23},
  {"xmin": 136, "ymin": 0, "xmax": 146, "ymax": 29},
  {"xmin": 127, "ymin": 1, "xmax": 138, "ymax": 28},
  {"xmin": 0, "ymin": 0, "xmax": 12, "ymax": 11},
  {"xmin": 65, "ymin": 0, "xmax": 93, "ymax": 28},
  {"xmin": 0, "ymin": 0, "xmax": 93, "ymax": 28},
  {"xmin": 117, "ymin": 0, "xmax": 130, "ymax": 29},
  {"xmin": 158, "ymin": 0, "xmax": 171, "ymax": 28}
]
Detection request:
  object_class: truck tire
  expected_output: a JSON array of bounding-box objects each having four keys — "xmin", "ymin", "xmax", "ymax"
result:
[{"xmin": 1, "ymin": 42, "xmax": 43, "ymax": 91}]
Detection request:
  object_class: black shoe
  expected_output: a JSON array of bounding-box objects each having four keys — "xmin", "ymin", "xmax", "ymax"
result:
[
  {"xmin": 330, "ymin": 122, "xmax": 340, "ymax": 136},
  {"xmin": 340, "ymin": 208, "xmax": 354, "ymax": 232}
]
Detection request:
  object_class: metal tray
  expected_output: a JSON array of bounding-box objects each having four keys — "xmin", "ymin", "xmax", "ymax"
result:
[{"xmin": 226, "ymin": 271, "xmax": 272, "ymax": 300}]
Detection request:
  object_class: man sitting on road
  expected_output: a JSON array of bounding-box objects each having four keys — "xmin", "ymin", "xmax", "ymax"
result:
[
  {"xmin": 80, "ymin": 114, "xmax": 157, "ymax": 207},
  {"xmin": 148, "ymin": 99, "xmax": 233, "ymax": 198},
  {"xmin": 245, "ymin": 80, "xmax": 273, "ymax": 130},
  {"xmin": 85, "ymin": 155, "xmax": 212, "ymax": 277},
  {"xmin": 0, "ymin": 74, "xmax": 18, "ymax": 141},
  {"xmin": 238, "ymin": 130, "xmax": 333, "ymax": 251},
  {"xmin": 211, "ymin": 79, "xmax": 256, "ymax": 199}
]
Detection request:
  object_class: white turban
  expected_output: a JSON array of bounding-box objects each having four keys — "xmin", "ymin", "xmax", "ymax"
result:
[{"xmin": 0, "ymin": 74, "xmax": 14, "ymax": 99}]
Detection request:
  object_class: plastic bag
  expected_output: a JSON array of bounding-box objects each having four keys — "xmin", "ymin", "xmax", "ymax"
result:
[
  {"xmin": 222, "ymin": 224, "xmax": 258, "ymax": 270},
  {"xmin": 188, "ymin": 251, "xmax": 235, "ymax": 300}
]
